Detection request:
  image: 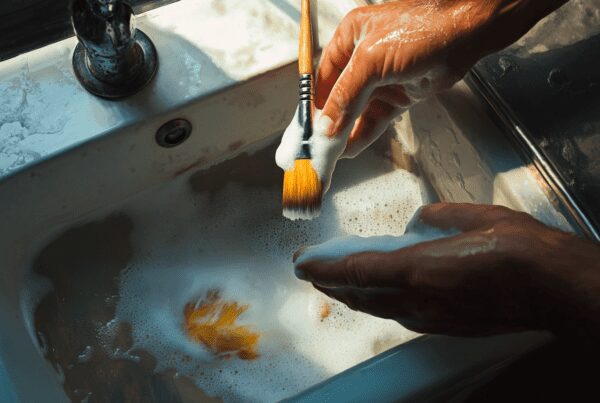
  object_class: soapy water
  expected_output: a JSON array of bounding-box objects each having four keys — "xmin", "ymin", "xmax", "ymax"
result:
[
  {"xmin": 28, "ymin": 143, "xmax": 434, "ymax": 402},
  {"xmin": 184, "ymin": 289, "xmax": 261, "ymax": 361},
  {"xmin": 113, "ymin": 144, "xmax": 434, "ymax": 401}
]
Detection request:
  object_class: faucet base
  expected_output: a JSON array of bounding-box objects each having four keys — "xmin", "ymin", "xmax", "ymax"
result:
[{"xmin": 72, "ymin": 29, "xmax": 158, "ymax": 100}]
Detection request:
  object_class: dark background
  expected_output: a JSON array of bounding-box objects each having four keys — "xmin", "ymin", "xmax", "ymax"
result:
[
  {"xmin": 0, "ymin": 0, "xmax": 177, "ymax": 62},
  {"xmin": 474, "ymin": 33, "xmax": 600, "ymax": 235}
]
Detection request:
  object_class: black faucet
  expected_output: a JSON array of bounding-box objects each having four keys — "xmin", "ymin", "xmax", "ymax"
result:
[{"xmin": 71, "ymin": 0, "xmax": 158, "ymax": 99}]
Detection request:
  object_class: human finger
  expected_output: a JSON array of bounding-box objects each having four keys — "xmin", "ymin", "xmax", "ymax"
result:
[{"xmin": 342, "ymin": 97, "xmax": 404, "ymax": 159}]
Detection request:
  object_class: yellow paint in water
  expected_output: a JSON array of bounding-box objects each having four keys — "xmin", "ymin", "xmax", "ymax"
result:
[
  {"xmin": 184, "ymin": 290, "xmax": 260, "ymax": 360},
  {"xmin": 319, "ymin": 303, "xmax": 331, "ymax": 321}
]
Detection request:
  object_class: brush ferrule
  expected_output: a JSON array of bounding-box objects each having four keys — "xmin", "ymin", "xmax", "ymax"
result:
[
  {"xmin": 297, "ymin": 74, "xmax": 314, "ymax": 159},
  {"xmin": 298, "ymin": 99, "xmax": 312, "ymax": 138},
  {"xmin": 298, "ymin": 73, "xmax": 313, "ymax": 137},
  {"xmin": 296, "ymin": 140, "xmax": 311, "ymax": 159},
  {"xmin": 299, "ymin": 74, "xmax": 313, "ymax": 101},
  {"xmin": 297, "ymin": 99, "xmax": 313, "ymax": 159}
]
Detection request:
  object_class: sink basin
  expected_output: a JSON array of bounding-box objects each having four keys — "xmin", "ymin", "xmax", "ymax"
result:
[
  {"xmin": 2, "ymin": 55, "xmax": 434, "ymax": 400},
  {"xmin": 21, "ymin": 137, "xmax": 433, "ymax": 402},
  {"xmin": 0, "ymin": 68, "xmax": 569, "ymax": 402}
]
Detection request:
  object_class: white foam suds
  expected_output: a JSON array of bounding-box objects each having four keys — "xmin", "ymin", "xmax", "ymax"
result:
[
  {"xmin": 105, "ymin": 147, "xmax": 431, "ymax": 402},
  {"xmin": 295, "ymin": 217, "xmax": 458, "ymax": 267},
  {"xmin": 275, "ymin": 67, "xmax": 449, "ymax": 203},
  {"xmin": 276, "ymin": 108, "xmax": 347, "ymax": 195},
  {"xmin": 275, "ymin": 107, "xmax": 303, "ymax": 172},
  {"xmin": 282, "ymin": 205, "xmax": 320, "ymax": 221},
  {"xmin": 310, "ymin": 112, "xmax": 347, "ymax": 193}
]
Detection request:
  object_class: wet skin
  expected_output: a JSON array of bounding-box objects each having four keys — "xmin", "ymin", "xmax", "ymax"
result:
[
  {"xmin": 315, "ymin": 0, "xmax": 569, "ymax": 157},
  {"xmin": 295, "ymin": 0, "xmax": 600, "ymax": 340},
  {"xmin": 295, "ymin": 204, "xmax": 600, "ymax": 339}
]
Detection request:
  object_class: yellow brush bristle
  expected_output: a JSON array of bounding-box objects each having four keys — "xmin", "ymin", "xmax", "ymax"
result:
[{"xmin": 282, "ymin": 159, "xmax": 322, "ymax": 220}]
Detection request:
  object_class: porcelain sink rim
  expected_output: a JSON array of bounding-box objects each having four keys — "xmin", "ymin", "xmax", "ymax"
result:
[{"xmin": 0, "ymin": 0, "xmax": 361, "ymax": 180}]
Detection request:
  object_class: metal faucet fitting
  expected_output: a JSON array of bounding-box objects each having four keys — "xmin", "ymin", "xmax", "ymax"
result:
[{"xmin": 71, "ymin": 0, "xmax": 158, "ymax": 99}]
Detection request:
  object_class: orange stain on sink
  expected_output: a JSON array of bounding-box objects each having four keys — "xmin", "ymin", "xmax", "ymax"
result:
[{"xmin": 184, "ymin": 290, "xmax": 260, "ymax": 360}]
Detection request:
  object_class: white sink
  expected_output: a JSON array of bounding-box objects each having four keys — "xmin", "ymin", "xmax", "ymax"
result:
[{"xmin": 0, "ymin": 73, "xmax": 569, "ymax": 402}]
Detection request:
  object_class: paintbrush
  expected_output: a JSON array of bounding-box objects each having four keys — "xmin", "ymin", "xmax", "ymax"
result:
[{"xmin": 282, "ymin": 0, "xmax": 322, "ymax": 220}]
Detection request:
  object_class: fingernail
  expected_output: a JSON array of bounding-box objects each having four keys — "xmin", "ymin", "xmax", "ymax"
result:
[{"xmin": 292, "ymin": 246, "xmax": 307, "ymax": 263}]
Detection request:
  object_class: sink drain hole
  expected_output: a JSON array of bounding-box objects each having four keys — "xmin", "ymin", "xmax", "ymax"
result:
[{"xmin": 156, "ymin": 119, "xmax": 192, "ymax": 147}]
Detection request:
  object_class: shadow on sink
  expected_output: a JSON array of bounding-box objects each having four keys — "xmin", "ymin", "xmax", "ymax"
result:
[{"xmin": 33, "ymin": 215, "xmax": 214, "ymax": 402}]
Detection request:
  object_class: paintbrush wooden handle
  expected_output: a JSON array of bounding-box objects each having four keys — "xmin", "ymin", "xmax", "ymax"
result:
[{"xmin": 299, "ymin": 0, "xmax": 313, "ymax": 76}]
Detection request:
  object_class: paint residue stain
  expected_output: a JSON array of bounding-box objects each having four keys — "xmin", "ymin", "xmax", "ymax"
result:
[
  {"xmin": 320, "ymin": 303, "xmax": 331, "ymax": 321},
  {"xmin": 184, "ymin": 290, "xmax": 260, "ymax": 360}
]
